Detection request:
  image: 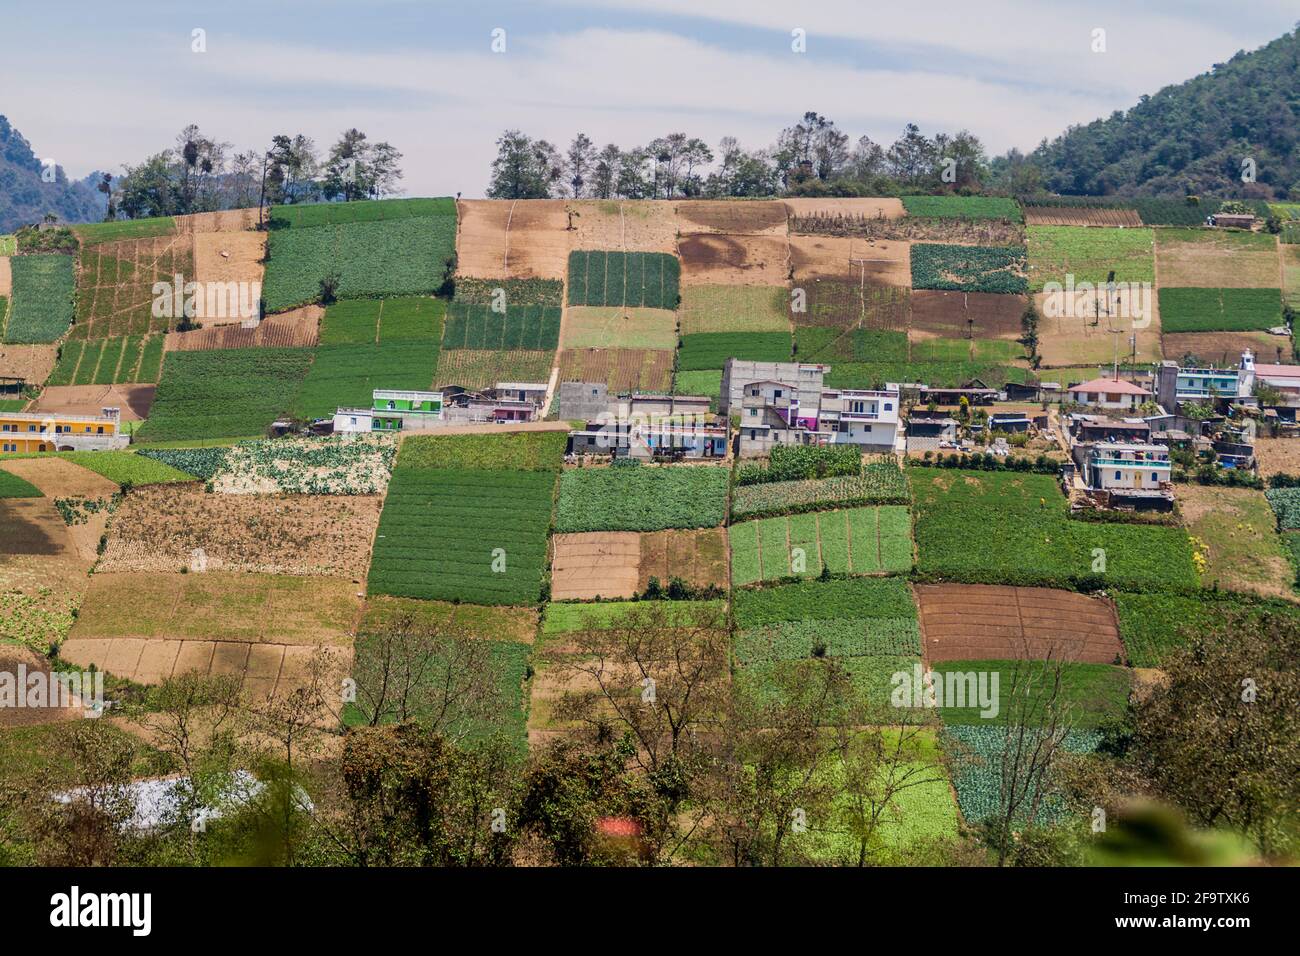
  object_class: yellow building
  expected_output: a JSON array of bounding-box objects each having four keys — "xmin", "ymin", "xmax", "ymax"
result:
[{"xmin": 0, "ymin": 408, "xmax": 127, "ymax": 453}]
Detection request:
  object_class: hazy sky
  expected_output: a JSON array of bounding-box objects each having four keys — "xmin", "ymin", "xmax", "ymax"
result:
[{"xmin": 4, "ymin": 0, "xmax": 1297, "ymax": 196}]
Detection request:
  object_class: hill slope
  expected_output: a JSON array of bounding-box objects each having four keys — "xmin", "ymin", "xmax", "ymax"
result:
[
  {"xmin": 0, "ymin": 115, "xmax": 105, "ymax": 233},
  {"xmin": 1028, "ymin": 29, "xmax": 1300, "ymax": 199}
]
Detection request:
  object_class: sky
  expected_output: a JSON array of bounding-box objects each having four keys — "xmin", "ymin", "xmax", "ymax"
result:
[{"xmin": 3, "ymin": 0, "xmax": 1297, "ymax": 197}]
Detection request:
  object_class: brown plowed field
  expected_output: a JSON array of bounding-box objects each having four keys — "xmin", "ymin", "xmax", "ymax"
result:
[
  {"xmin": 165, "ymin": 306, "xmax": 321, "ymax": 351},
  {"xmin": 0, "ymin": 648, "xmax": 83, "ymax": 726},
  {"xmin": 192, "ymin": 231, "xmax": 266, "ymax": 291},
  {"xmin": 551, "ymin": 531, "xmax": 641, "ymax": 600},
  {"xmin": 783, "ymin": 197, "xmax": 905, "ymax": 221},
  {"xmin": 455, "ymin": 199, "xmax": 569, "ymax": 280},
  {"xmin": 789, "ymin": 234, "xmax": 910, "ymax": 286},
  {"xmin": 99, "ymin": 484, "xmax": 381, "ymax": 578},
  {"xmin": 916, "ymin": 583, "xmax": 1124, "ymax": 663},
  {"xmin": 1024, "ymin": 207, "xmax": 1142, "ymax": 227},
  {"xmin": 568, "ymin": 200, "xmax": 678, "ymax": 252},
  {"xmin": 677, "ymin": 200, "xmax": 789, "ymax": 236},
  {"xmin": 0, "ymin": 344, "xmax": 56, "ymax": 385},
  {"xmin": 910, "ymin": 290, "xmax": 1028, "ymax": 338},
  {"xmin": 29, "ymin": 383, "xmax": 156, "ymax": 420},
  {"xmin": 0, "ymin": 457, "xmax": 118, "ymax": 498},
  {"xmin": 638, "ymin": 528, "xmax": 728, "ymax": 592},
  {"xmin": 558, "ymin": 347, "xmax": 673, "ymax": 392},
  {"xmin": 174, "ymin": 209, "xmax": 260, "ymax": 233},
  {"xmin": 679, "ymin": 234, "xmax": 789, "ymax": 285},
  {"xmin": 1161, "ymin": 331, "xmax": 1289, "ymax": 366}
]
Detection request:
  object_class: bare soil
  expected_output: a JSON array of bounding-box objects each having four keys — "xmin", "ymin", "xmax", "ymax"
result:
[
  {"xmin": 1161, "ymin": 331, "xmax": 1288, "ymax": 366},
  {"xmin": 192, "ymin": 231, "xmax": 266, "ymax": 291},
  {"xmin": 558, "ymin": 347, "xmax": 674, "ymax": 392},
  {"xmin": 1024, "ymin": 207, "xmax": 1143, "ymax": 227},
  {"xmin": 909, "ymin": 291, "xmax": 1027, "ymax": 338},
  {"xmin": 30, "ymin": 384, "xmax": 156, "ymax": 421},
  {"xmin": 916, "ymin": 583, "xmax": 1125, "ymax": 663},
  {"xmin": 789, "ymin": 234, "xmax": 910, "ymax": 286},
  {"xmin": 783, "ymin": 197, "xmax": 905, "ymax": 220},
  {"xmin": 679, "ymin": 234, "xmax": 790, "ymax": 286},
  {"xmin": 638, "ymin": 528, "xmax": 727, "ymax": 592},
  {"xmin": 567, "ymin": 200, "xmax": 678, "ymax": 252},
  {"xmin": 0, "ymin": 344, "xmax": 57, "ymax": 386},
  {"xmin": 677, "ymin": 200, "xmax": 789, "ymax": 236},
  {"xmin": 551, "ymin": 531, "xmax": 641, "ymax": 600},
  {"xmin": 165, "ymin": 306, "xmax": 320, "ymax": 351}
]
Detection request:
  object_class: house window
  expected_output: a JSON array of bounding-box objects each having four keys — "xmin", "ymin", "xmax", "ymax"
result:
[
  {"xmin": 350, "ymin": 417, "xmax": 358, "ymax": 426},
  {"xmin": 774, "ymin": 389, "xmax": 782, "ymax": 399},
  {"xmin": 749, "ymin": 430, "xmax": 757, "ymax": 440},
  {"xmin": 884, "ymin": 403, "xmax": 892, "ymax": 411},
  {"xmin": 387, "ymin": 401, "xmax": 395, "ymax": 410},
  {"xmin": 1115, "ymin": 471, "xmax": 1122, "ymax": 481},
  {"xmin": 28, "ymin": 425, "xmax": 35, "ymax": 432},
  {"xmin": 97, "ymin": 427, "xmax": 104, "ymax": 434}
]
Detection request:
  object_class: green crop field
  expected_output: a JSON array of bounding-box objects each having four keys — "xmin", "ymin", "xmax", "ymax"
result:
[
  {"xmin": 435, "ymin": 348, "xmax": 555, "ymax": 390},
  {"xmin": 678, "ymin": 331, "xmax": 793, "ymax": 370},
  {"xmin": 263, "ymin": 215, "xmax": 457, "ymax": 312},
  {"xmin": 135, "ymin": 347, "xmax": 314, "ymax": 442},
  {"xmin": 729, "ymin": 506, "xmax": 913, "ymax": 585},
  {"xmin": 1026, "ymin": 225, "xmax": 1155, "ymax": 290},
  {"xmin": 731, "ymin": 466, "xmax": 911, "ymax": 520},
  {"xmin": 735, "ymin": 614, "xmax": 921, "ymax": 664},
  {"xmin": 929, "ymin": 659, "xmax": 1132, "ymax": 728},
  {"xmin": 72, "ymin": 236, "xmax": 195, "ymax": 338},
  {"xmin": 1158, "ymin": 288, "xmax": 1282, "ymax": 333},
  {"xmin": 542, "ymin": 599, "xmax": 724, "ymax": 635},
  {"xmin": 0, "ymin": 468, "xmax": 42, "ymax": 498},
  {"xmin": 555, "ymin": 464, "xmax": 729, "ymax": 532},
  {"xmin": 911, "ymin": 244, "xmax": 1027, "ymax": 294},
  {"xmin": 1133, "ymin": 198, "xmax": 1270, "ymax": 226},
  {"xmin": 269, "ymin": 197, "xmax": 455, "ymax": 229},
  {"xmin": 0, "ymin": 235, "xmax": 16, "ymax": 255},
  {"xmin": 290, "ymin": 342, "xmax": 439, "ymax": 420},
  {"xmin": 441, "ymin": 302, "xmax": 561, "ymax": 350},
  {"xmin": 4, "ymin": 254, "xmax": 75, "ymax": 343},
  {"xmin": 71, "ymin": 217, "xmax": 177, "ymax": 246},
  {"xmin": 453, "ymin": 277, "xmax": 563, "ymax": 307},
  {"xmin": 679, "ymin": 284, "xmax": 790, "ymax": 334},
  {"xmin": 734, "ymin": 575, "xmax": 917, "ymax": 628},
  {"xmin": 1112, "ymin": 590, "xmax": 1300, "ymax": 668},
  {"xmin": 910, "ymin": 467, "xmax": 1198, "ymax": 590},
  {"xmin": 796, "ymin": 327, "xmax": 908, "ymax": 363},
  {"xmin": 0, "ymin": 450, "xmax": 194, "ymax": 487},
  {"xmin": 901, "ymin": 196, "xmax": 1022, "ymax": 221},
  {"xmin": 399, "ymin": 431, "xmax": 566, "ymax": 471},
  {"xmin": 566, "ymin": 251, "xmax": 680, "ymax": 309},
  {"xmin": 318, "ymin": 297, "xmax": 444, "ymax": 345},
  {"xmin": 368, "ymin": 466, "xmax": 556, "ymax": 606},
  {"xmin": 672, "ymin": 369, "xmax": 722, "ymax": 406}
]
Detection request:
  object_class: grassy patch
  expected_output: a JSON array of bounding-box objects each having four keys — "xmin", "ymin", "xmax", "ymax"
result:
[
  {"xmin": 135, "ymin": 347, "xmax": 314, "ymax": 441},
  {"xmin": 929, "ymin": 659, "xmax": 1131, "ymax": 728},
  {"xmin": 269, "ymin": 198, "xmax": 455, "ymax": 228},
  {"xmin": 911, "ymin": 244, "xmax": 1027, "ymax": 294},
  {"xmin": 290, "ymin": 342, "xmax": 439, "ymax": 420},
  {"xmin": 5, "ymin": 254, "xmax": 74, "ymax": 343},
  {"xmin": 541, "ymin": 599, "xmax": 724, "ymax": 635},
  {"xmin": 734, "ymin": 576, "xmax": 917, "ymax": 628},
  {"xmin": 1112, "ymin": 590, "xmax": 1300, "ymax": 668},
  {"xmin": 1158, "ymin": 288, "xmax": 1282, "ymax": 333},
  {"xmin": 0, "ymin": 467, "xmax": 42, "ymax": 497},
  {"xmin": 679, "ymin": 284, "xmax": 790, "ymax": 334},
  {"xmin": 1026, "ymin": 225, "xmax": 1154, "ymax": 291}
]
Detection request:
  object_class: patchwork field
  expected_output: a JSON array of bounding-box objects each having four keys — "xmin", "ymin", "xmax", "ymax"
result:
[
  {"xmin": 455, "ymin": 199, "xmax": 569, "ymax": 280},
  {"xmin": 164, "ymin": 307, "xmax": 321, "ymax": 351},
  {"xmin": 59, "ymin": 571, "xmax": 357, "ymax": 700},
  {"xmin": 1158, "ymin": 287, "xmax": 1282, "ymax": 333},
  {"xmin": 729, "ymin": 506, "xmax": 913, "ymax": 585},
  {"xmin": 555, "ymin": 464, "xmax": 729, "ymax": 533},
  {"xmin": 567, "ymin": 250, "xmax": 681, "ymax": 307},
  {"xmin": 915, "ymin": 584, "xmax": 1124, "ymax": 663},
  {"xmin": 567, "ymin": 200, "xmax": 678, "ymax": 252},
  {"xmin": 789, "ymin": 235, "xmax": 910, "ymax": 286},
  {"xmin": 677, "ymin": 200, "xmax": 788, "ymax": 236},
  {"xmin": 435, "ymin": 348, "xmax": 554, "ymax": 390},
  {"xmin": 557, "ymin": 347, "xmax": 673, "ymax": 392},
  {"xmin": 135, "ymin": 346, "xmax": 314, "ymax": 441},
  {"xmin": 47, "ymin": 334, "xmax": 165, "ymax": 385},
  {"xmin": 1178, "ymin": 484, "xmax": 1293, "ymax": 599},
  {"xmin": 263, "ymin": 214, "xmax": 456, "ymax": 312},
  {"xmin": 1026, "ymin": 225, "xmax": 1155, "ymax": 290},
  {"xmin": 72, "ymin": 235, "xmax": 196, "ymax": 339},
  {"xmin": 560, "ymin": 307, "xmax": 677, "ymax": 350},
  {"xmin": 4, "ymin": 254, "xmax": 75, "ymax": 343},
  {"xmin": 99, "ymin": 483, "xmax": 381, "ymax": 578},
  {"xmin": 1155, "ymin": 227, "xmax": 1281, "ymax": 287},
  {"xmin": 442, "ymin": 301, "xmax": 561, "ymax": 350},
  {"xmin": 910, "ymin": 467, "xmax": 1198, "ymax": 591}
]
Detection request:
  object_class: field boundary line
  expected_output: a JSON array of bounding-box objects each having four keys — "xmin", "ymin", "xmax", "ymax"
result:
[{"xmin": 503, "ymin": 199, "xmax": 518, "ymax": 274}]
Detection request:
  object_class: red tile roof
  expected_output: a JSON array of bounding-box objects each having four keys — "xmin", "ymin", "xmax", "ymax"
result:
[
  {"xmin": 1069, "ymin": 378, "xmax": 1151, "ymax": 396},
  {"xmin": 1254, "ymin": 364, "xmax": 1300, "ymax": 380}
]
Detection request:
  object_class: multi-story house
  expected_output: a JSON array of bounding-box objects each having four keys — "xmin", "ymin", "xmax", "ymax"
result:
[
  {"xmin": 1072, "ymin": 440, "xmax": 1174, "ymax": 509},
  {"xmin": 333, "ymin": 389, "xmax": 445, "ymax": 434},
  {"xmin": 0, "ymin": 407, "xmax": 128, "ymax": 453}
]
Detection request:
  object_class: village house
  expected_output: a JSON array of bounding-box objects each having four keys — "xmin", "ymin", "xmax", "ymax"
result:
[
  {"xmin": 333, "ymin": 389, "xmax": 445, "ymax": 434},
  {"xmin": 1154, "ymin": 351, "xmax": 1256, "ymax": 409},
  {"xmin": 904, "ymin": 413, "xmax": 959, "ymax": 454},
  {"xmin": 0, "ymin": 407, "xmax": 128, "ymax": 453},
  {"xmin": 1071, "ymin": 440, "xmax": 1174, "ymax": 510},
  {"xmin": 1067, "ymin": 375, "xmax": 1153, "ymax": 412},
  {"xmin": 1067, "ymin": 413, "xmax": 1154, "ymax": 445},
  {"xmin": 720, "ymin": 360, "xmax": 827, "ymax": 417},
  {"xmin": 568, "ymin": 391, "xmax": 724, "ymax": 459}
]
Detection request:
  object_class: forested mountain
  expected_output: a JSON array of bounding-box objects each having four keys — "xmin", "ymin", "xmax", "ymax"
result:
[
  {"xmin": 1026, "ymin": 28, "xmax": 1300, "ymax": 199},
  {"xmin": 0, "ymin": 115, "xmax": 105, "ymax": 232}
]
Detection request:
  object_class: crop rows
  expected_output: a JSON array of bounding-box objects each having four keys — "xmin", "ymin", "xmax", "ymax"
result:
[
  {"xmin": 901, "ymin": 196, "xmax": 1022, "ymax": 221},
  {"xmin": 263, "ymin": 215, "xmax": 457, "ymax": 312},
  {"xmin": 731, "ymin": 466, "xmax": 910, "ymax": 520},
  {"xmin": 441, "ymin": 302, "xmax": 561, "ymax": 350},
  {"xmin": 318, "ymin": 297, "xmax": 444, "ymax": 345},
  {"xmin": 48, "ymin": 334, "xmax": 164, "ymax": 386},
  {"xmin": 4, "ymin": 254, "xmax": 75, "ymax": 343},
  {"xmin": 291, "ymin": 342, "xmax": 439, "ymax": 420},
  {"xmin": 566, "ymin": 251, "xmax": 680, "ymax": 309},
  {"xmin": 368, "ymin": 466, "xmax": 555, "ymax": 606},
  {"xmin": 678, "ymin": 331, "xmax": 793, "ymax": 371},
  {"xmin": 453, "ymin": 277, "xmax": 563, "ymax": 307},
  {"xmin": 269, "ymin": 197, "xmax": 455, "ymax": 229},
  {"xmin": 135, "ymin": 347, "xmax": 315, "ymax": 441},
  {"xmin": 555, "ymin": 465, "xmax": 729, "ymax": 532},
  {"xmin": 1158, "ymin": 288, "xmax": 1282, "ymax": 333},
  {"xmin": 729, "ymin": 506, "xmax": 913, "ymax": 585}
]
